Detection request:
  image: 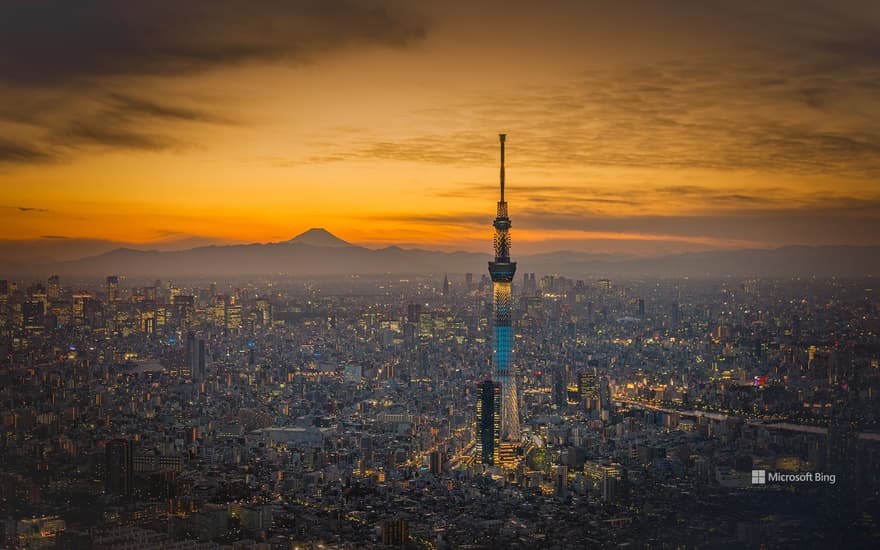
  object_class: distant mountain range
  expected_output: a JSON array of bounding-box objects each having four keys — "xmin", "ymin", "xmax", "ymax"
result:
[{"xmin": 1, "ymin": 229, "xmax": 878, "ymax": 278}]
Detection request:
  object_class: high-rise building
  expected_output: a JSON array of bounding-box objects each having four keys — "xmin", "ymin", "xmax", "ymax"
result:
[
  {"xmin": 224, "ymin": 302, "xmax": 242, "ymax": 330},
  {"xmin": 105, "ymin": 438, "xmax": 133, "ymax": 497},
  {"xmin": 185, "ymin": 332, "xmax": 207, "ymax": 381},
  {"xmin": 601, "ymin": 463, "xmax": 623, "ymax": 501},
  {"xmin": 106, "ymin": 275, "xmax": 119, "ymax": 302},
  {"xmin": 255, "ymin": 298, "xmax": 272, "ymax": 327},
  {"xmin": 381, "ymin": 518, "xmax": 408, "ymax": 546},
  {"xmin": 553, "ymin": 370, "xmax": 567, "ymax": 409},
  {"xmin": 172, "ymin": 294, "xmax": 195, "ymax": 329},
  {"xmin": 488, "ymin": 133, "xmax": 519, "ymax": 441},
  {"xmin": 555, "ymin": 464, "xmax": 569, "ymax": 497},
  {"xmin": 475, "ymin": 380, "xmax": 501, "ymax": 465},
  {"xmin": 429, "ymin": 450, "xmax": 443, "ymax": 475},
  {"xmin": 22, "ymin": 300, "xmax": 45, "ymax": 330},
  {"xmin": 47, "ymin": 275, "xmax": 60, "ymax": 300},
  {"xmin": 578, "ymin": 369, "xmax": 600, "ymax": 411}
]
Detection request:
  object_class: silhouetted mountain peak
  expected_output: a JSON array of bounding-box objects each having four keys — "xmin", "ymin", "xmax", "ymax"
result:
[
  {"xmin": 287, "ymin": 228, "xmax": 351, "ymax": 248},
  {"xmin": 2, "ymin": 240, "xmax": 878, "ymax": 278}
]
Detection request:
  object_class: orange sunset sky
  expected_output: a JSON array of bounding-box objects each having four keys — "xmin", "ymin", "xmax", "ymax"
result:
[{"xmin": 1, "ymin": 0, "xmax": 879, "ymax": 257}]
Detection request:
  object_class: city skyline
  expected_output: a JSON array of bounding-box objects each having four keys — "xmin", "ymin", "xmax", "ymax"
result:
[
  {"xmin": 2, "ymin": 1, "xmax": 880, "ymax": 256},
  {"xmin": 2, "ymin": 2, "xmax": 879, "ymax": 548}
]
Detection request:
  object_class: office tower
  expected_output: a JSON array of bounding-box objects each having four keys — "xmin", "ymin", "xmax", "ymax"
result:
[
  {"xmin": 22, "ymin": 300, "xmax": 44, "ymax": 330},
  {"xmin": 555, "ymin": 465, "xmax": 569, "ymax": 497},
  {"xmin": 418, "ymin": 311, "xmax": 433, "ymax": 340},
  {"xmin": 186, "ymin": 332, "xmax": 207, "ymax": 381},
  {"xmin": 599, "ymin": 376, "xmax": 611, "ymax": 410},
  {"xmin": 106, "ymin": 275, "xmax": 119, "ymax": 302},
  {"xmin": 142, "ymin": 314, "xmax": 155, "ymax": 335},
  {"xmin": 476, "ymin": 380, "xmax": 501, "ymax": 465},
  {"xmin": 601, "ymin": 463, "xmax": 623, "ymax": 502},
  {"xmin": 105, "ymin": 438, "xmax": 133, "ymax": 497},
  {"xmin": 522, "ymin": 273, "xmax": 538, "ymax": 296},
  {"xmin": 429, "ymin": 450, "xmax": 443, "ymax": 475},
  {"xmin": 638, "ymin": 298, "xmax": 645, "ymax": 317},
  {"xmin": 381, "ymin": 518, "xmax": 408, "ymax": 546},
  {"xmin": 442, "ymin": 274, "xmax": 450, "ymax": 297},
  {"xmin": 72, "ymin": 293, "xmax": 87, "ymax": 325},
  {"xmin": 488, "ymin": 133, "xmax": 519, "ymax": 440},
  {"xmin": 553, "ymin": 370, "xmax": 567, "ymax": 409},
  {"xmin": 224, "ymin": 301, "xmax": 242, "ymax": 330},
  {"xmin": 197, "ymin": 338, "xmax": 206, "ymax": 380},
  {"xmin": 578, "ymin": 369, "xmax": 599, "ymax": 411},
  {"xmin": 255, "ymin": 298, "xmax": 272, "ymax": 327},
  {"xmin": 172, "ymin": 294, "xmax": 195, "ymax": 329},
  {"xmin": 465, "ymin": 272, "xmax": 473, "ymax": 291},
  {"xmin": 47, "ymin": 275, "xmax": 60, "ymax": 300}
]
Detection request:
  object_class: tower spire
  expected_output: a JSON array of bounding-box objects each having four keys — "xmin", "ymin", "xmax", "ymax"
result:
[{"xmin": 499, "ymin": 133, "xmax": 506, "ymax": 203}]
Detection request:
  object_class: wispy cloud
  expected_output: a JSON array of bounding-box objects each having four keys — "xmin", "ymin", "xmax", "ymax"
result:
[
  {"xmin": 359, "ymin": 194, "xmax": 880, "ymax": 248},
  {"xmin": 58, "ymin": 120, "xmax": 176, "ymax": 152},
  {"xmin": 0, "ymin": 139, "xmax": 53, "ymax": 165},
  {"xmin": 306, "ymin": 53, "xmax": 880, "ymax": 179},
  {"xmin": 107, "ymin": 93, "xmax": 232, "ymax": 124}
]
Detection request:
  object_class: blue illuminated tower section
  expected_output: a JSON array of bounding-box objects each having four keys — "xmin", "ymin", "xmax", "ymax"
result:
[{"xmin": 489, "ymin": 133, "xmax": 520, "ymax": 441}]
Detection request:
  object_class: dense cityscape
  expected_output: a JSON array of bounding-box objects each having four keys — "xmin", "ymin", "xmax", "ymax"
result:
[
  {"xmin": 2, "ymin": 3, "xmax": 879, "ymax": 547},
  {"xmin": 2, "ymin": 261, "xmax": 879, "ymax": 548}
]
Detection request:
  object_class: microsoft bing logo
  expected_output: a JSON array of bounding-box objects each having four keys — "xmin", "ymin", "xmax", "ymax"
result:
[{"xmin": 752, "ymin": 470, "xmax": 766, "ymax": 484}]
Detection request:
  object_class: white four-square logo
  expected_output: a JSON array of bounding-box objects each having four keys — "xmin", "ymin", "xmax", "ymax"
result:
[{"xmin": 751, "ymin": 470, "xmax": 766, "ymax": 484}]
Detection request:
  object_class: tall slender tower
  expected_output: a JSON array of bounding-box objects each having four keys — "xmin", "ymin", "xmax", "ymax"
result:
[{"xmin": 488, "ymin": 134, "xmax": 519, "ymax": 440}]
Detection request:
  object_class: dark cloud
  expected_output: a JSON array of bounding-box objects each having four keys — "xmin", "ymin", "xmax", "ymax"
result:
[
  {"xmin": 40, "ymin": 235, "xmax": 68, "ymax": 239},
  {"xmin": 0, "ymin": 0, "xmax": 426, "ymax": 85},
  {"xmin": 18, "ymin": 206, "xmax": 49, "ymax": 213},
  {"xmin": 0, "ymin": 139, "xmax": 53, "ymax": 165}
]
